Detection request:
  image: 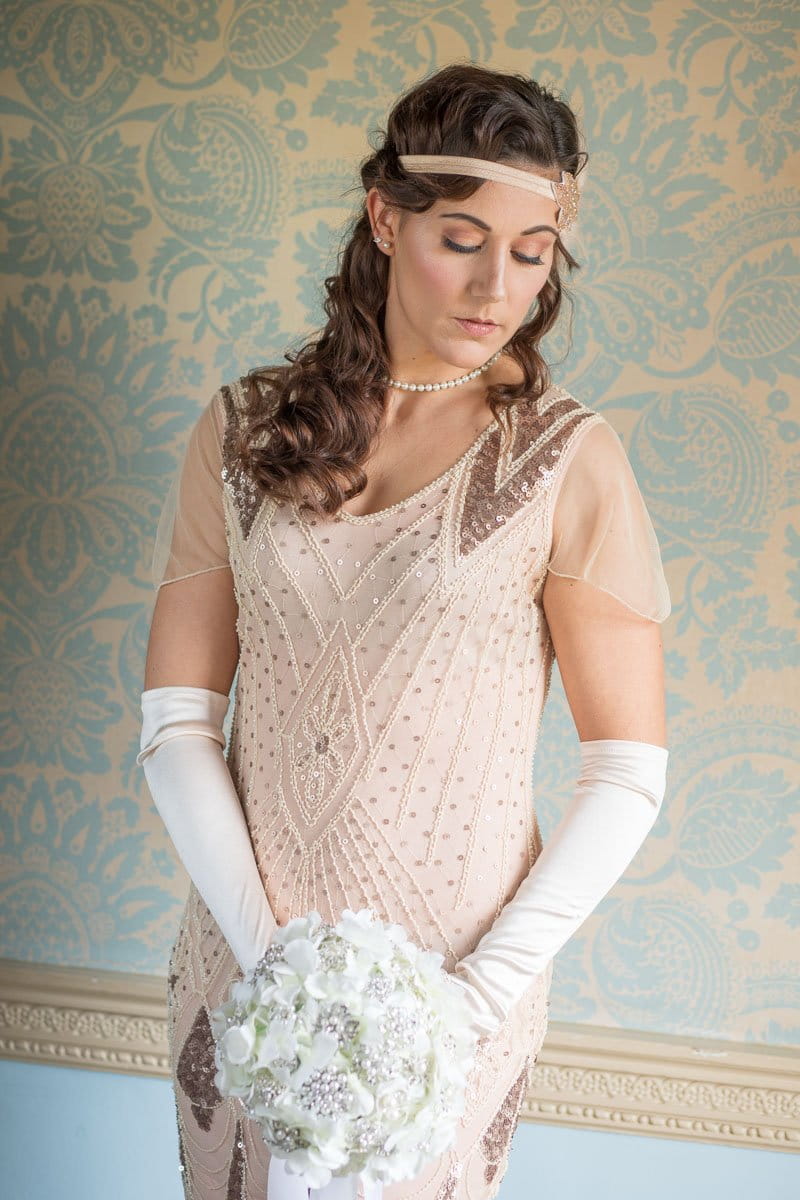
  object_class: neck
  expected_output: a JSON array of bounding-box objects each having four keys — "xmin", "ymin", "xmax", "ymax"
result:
[{"xmin": 382, "ymin": 346, "xmax": 505, "ymax": 391}]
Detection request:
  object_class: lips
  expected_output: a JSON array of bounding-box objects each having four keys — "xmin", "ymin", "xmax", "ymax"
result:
[
  {"xmin": 455, "ymin": 316, "xmax": 498, "ymax": 337},
  {"xmin": 460, "ymin": 317, "xmax": 496, "ymax": 325}
]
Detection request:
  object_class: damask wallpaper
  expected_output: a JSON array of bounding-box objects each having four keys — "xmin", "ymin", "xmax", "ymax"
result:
[{"xmin": 0, "ymin": 1, "xmax": 797, "ymax": 1050}]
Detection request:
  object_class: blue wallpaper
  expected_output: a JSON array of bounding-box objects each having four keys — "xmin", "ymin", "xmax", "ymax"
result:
[{"xmin": 0, "ymin": 0, "xmax": 797, "ymax": 1047}]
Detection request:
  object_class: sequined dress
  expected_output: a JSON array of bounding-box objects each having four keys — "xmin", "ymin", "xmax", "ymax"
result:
[{"xmin": 157, "ymin": 374, "xmax": 671, "ymax": 1200}]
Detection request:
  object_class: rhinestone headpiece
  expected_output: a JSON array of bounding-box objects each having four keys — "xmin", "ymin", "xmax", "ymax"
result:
[{"xmin": 398, "ymin": 154, "xmax": 580, "ymax": 232}]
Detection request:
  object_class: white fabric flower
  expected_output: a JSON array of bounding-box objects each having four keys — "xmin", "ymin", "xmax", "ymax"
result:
[
  {"xmin": 221, "ymin": 1020, "xmax": 255, "ymax": 1064},
  {"xmin": 211, "ymin": 906, "xmax": 479, "ymax": 1193}
]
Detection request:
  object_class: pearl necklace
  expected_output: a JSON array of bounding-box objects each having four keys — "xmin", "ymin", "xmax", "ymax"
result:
[{"xmin": 380, "ymin": 347, "xmax": 502, "ymax": 391}]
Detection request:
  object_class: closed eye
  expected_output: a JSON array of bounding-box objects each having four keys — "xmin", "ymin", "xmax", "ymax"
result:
[{"xmin": 443, "ymin": 236, "xmax": 544, "ymax": 266}]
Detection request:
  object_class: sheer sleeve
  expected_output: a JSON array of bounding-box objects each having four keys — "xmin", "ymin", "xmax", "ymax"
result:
[
  {"xmin": 150, "ymin": 389, "xmax": 230, "ymax": 589},
  {"xmin": 545, "ymin": 417, "xmax": 671, "ymax": 622}
]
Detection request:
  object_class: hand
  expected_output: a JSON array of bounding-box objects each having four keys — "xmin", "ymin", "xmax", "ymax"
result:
[
  {"xmin": 138, "ymin": 685, "xmax": 279, "ymax": 975},
  {"xmin": 446, "ymin": 970, "xmax": 501, "ymax": 1043},
  {"xmin": 444, "ymin": 740, "xmax": 668, "ymax": 1033}
]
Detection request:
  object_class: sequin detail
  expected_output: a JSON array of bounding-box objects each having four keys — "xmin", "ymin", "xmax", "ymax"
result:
[
  {"xmin": 479, "ymin": 1058, "xmax": 531, "ymax": 1186},
  {"xmin": 458, "ymin": 388, "xmax": 599, "ymax": 558},
  {"xmin": 434, "ymin": 1157, "xmax": 464, "ymax": 1199},
  {"xmin": 165, "ymin": 374, "xmax": 595, "ymax": 1194},
  {"xmin": 552, "ymin": 170, "xmax": 580, "ymax": 231},
  {"xmin": 176, "ymin": 1005, "xmax": 223, "ymax": 1131},
  {"xmin": 226, "ymin": 1119, "xmax": 245, "ymax": 1200},
  {"xmin": 220, "ymin": 380, "xmax": 265, "ymax": 540}
]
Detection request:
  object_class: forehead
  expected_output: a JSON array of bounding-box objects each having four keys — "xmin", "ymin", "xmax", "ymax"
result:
[{"xmin": 430, "ymin": 179, "xmax": 560, "ymax": 233}]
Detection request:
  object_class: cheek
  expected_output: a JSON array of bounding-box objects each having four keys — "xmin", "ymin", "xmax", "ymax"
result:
[
  {"xmin": 531, "ymin": 273, "xmax": 549, "ymax": 298},
  {"xmin": 398, "ymin": 241, "xmax": 460, "ymax": 300},
  {"xmin": 415, "ymin": 253, "xmax": 460, "ymax": 297},
  {"xmin": 525, "ymin": 266, "xmax": 551, "ymax": 304}
]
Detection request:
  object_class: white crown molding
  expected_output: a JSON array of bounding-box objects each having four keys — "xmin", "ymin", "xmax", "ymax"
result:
[
  {"xmin": 1, "ymin": 958, "xmax": 798, "ymax": 1152},
  {"xmin": 0, "ymin": 958, "xmax": 169, "ymax": 1075},
  {"xmin": 527, "ymin": 1020, "xmax": 800, "ymax": 1153}
]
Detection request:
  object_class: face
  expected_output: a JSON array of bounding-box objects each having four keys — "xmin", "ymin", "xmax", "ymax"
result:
[{"xmin": 367, "ymin": 177, "xmax": 560, "ymax": 385}]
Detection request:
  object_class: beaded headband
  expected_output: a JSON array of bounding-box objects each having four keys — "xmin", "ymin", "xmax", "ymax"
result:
[{"xmin": 398, "ymin": 154, "xmax": 580, "ymax": 232}]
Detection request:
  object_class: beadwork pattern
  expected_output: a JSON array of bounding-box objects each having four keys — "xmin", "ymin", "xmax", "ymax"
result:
[
  {"xmin": 226, "ymin": 1120, "xmax": 245, "ymax": 1200},
  {"xmin": 433, "ymin": 1158, "xmax": 464, "ymax": 1199},
  {"xmin": 479, "ymin": 1058, "xmax": 531, "ymax": 1187},
  {"xmin": 219, "ymin": 381, "xmax": 265, "ymax": 541},
  {"xmin": 166, "ymin": 372, "xmax": 598, "ymax": 1197},
  {"xmin": 176, "ymin": 1006, "xmax": 222, "ymax": 1131}
]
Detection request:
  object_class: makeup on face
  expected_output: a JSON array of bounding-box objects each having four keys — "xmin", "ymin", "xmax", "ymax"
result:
[
  {"xmin": 439, "ymin": 212, "xmax": 559, "ymax": 238},
  {"xmin": 437, "ymin": 208, "xmax": 557, "ymax": 338}
]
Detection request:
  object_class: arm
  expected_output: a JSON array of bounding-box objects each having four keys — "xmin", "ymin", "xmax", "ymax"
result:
[
  {"xmin": 139, "ymin": 392, "xmax": 279, "ymax": 975},
  {"xmin": 139, "ymin": 570, "xmax": 279, "ymax": 975},
  {"xmin": 450, "ymin": 419, "xmax": 670, "ymax": 1036},
  {"xmin": 143, "ymin": 566, "xmax": 240, "ymax": 693},
  {"xmin": 541, "ymin": 569, "xmax": 667, "ymax": 746}
]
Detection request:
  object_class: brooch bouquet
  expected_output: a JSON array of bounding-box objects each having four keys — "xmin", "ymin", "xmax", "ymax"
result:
[{"xmin": 210, "ymin": 907, "xmax": 479, "ymax": 1193}]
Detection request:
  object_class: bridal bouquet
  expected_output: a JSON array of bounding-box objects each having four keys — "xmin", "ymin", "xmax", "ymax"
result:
[{"xmin": 209, "ymin": 908, "xmax": 479, "ymax": 1190}]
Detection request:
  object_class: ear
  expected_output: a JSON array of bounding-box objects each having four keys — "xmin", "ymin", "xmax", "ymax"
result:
[{"xmin": 365, "ymin": 185, "xmax": 397, "ymax": 241}]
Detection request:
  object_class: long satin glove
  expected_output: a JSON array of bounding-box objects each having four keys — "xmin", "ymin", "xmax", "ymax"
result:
[
  {"xmin": 450, "ymin": 738, "xmax": 669, "ymax": 1037},
  {"xmin": 137, "ymin": 685, "xmax": 279, "ymax": 975}
]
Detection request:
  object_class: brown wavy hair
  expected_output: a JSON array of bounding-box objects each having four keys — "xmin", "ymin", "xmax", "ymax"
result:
[{"xmin": 237, "ymin": 62, "xmax": 588, "ymax": 518}]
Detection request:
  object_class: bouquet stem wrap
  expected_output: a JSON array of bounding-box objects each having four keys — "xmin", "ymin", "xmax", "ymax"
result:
[{"xmin": 268, "ymin": 1153, "xmax": 383, "ymax": 1199}]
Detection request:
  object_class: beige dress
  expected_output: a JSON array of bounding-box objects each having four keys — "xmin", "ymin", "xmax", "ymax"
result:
[{"xmin": 155, "ymin": 374, "xmax": 671, "ymax": 1200}]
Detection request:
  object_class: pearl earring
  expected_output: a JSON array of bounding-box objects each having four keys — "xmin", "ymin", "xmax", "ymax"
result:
[{"xmin": 373, "ymin": 234, "xmax": 391, "ymax": 248}]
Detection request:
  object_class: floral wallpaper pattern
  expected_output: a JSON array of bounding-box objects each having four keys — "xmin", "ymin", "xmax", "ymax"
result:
[{"xmin": 0, "ymin": 0, "xmax": 797, "ymax": 1046}]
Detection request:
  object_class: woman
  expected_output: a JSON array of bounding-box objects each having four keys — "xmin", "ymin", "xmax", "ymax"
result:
[{"xmin": 138, "ymin": 63, "xmax": 671, "ymax": 1200}]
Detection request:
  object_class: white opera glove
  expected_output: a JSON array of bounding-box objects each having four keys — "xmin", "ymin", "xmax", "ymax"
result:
[
  {"xmin": 137, "ymin": 685, "xmax": 279, "ymax": 975},
  {"xmin": 450, "ymin": 738, "xmax": 669, "ymax": 1038}
]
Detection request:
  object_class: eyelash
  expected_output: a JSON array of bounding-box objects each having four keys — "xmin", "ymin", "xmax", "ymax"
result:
[{"xmin": 443, "ymin": 236, "xmax": 544, "ymax": 266}]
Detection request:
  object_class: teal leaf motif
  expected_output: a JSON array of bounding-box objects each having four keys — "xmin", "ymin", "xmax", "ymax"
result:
[
  {"xmin": 372, "ymin": 0, "xmax": 494, "ymax": 69},
  {"xmin": 311, "ymin": 50, "xmax": 408, "ymax": 127},
  {"xmin": 0, "ymin": 127, "xmax": 150, "ymax": 281},
  {"xmin": 146, "ymin": 238, "xmax": 208, "ymax": 302},
  {"xmin": 520, "ymin": 58, "xmax": 722, "ymax": 386},
  {"xmin": 0, "ymin": 1, "xmax": 221, "ymax": 93},
  {"xmin": 547, "ymin": 938, "xmax": 595, "ymax": 1023},
  {"xmin": 510, "ymin": 0, "xmax": 657, "ymax": 55},
  {"xmin": 678, "ymin": 761, "xmax": 798, "ymax": 894},
  {"xmin": 764, "ymin": 884, "xmax": 800, "ymax": 929},
  {"xmin": 0, "ymin": 312, "xmax": 175, "ymax": 597},
  {"xmin": 594, "ymin": 896, "xmax": 732, "ymax": 1034},
  {"xmin": 225, "ymin": 1, "xmax": 344, "ymax": 96},
  {"xmin": 144, "ymin": 97, "xmax": 286, "ymax": 339},
  {"xmin": 786, "ymin": 526, "xmax": 800, "ymax": 617},
  {"xmin": 296, "ymin": 220, "xmax": 343, "ymax": 324},
  {"xmin": 667, "ymin": 2, "xmax": 793, "ymax": 81},
  {"xmin": 716, "ymin": 246, "xmax": 800, "ymax": 386},
  {"xmin": 668, "ymin": 13, "xmax": 731, "ymax": 77},
  {"xmin": 699, "ymin": 595, "xmax": 800, "ymax": 695},
  {"xmin": 0, "ymin": 620, "xmax": 122, "ymax": 773},
  {"xmin": 739, "ymin": 75, "xmax": 800, "ymax": 177},
  {"xmin": 0, "ymin": 775, "xmax": 179, "ymax": 968},
  {"xmin": 623, "ymin": 389, "xmax": 773, "ymax": 632}
]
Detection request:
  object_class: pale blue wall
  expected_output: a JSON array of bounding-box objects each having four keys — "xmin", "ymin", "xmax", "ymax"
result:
[{"xmin": 1, "ymin": 1060, "xmax": 798, "ymax": 1200}]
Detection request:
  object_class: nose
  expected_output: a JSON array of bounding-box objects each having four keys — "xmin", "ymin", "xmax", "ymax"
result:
[{"xmin": 470, "ymin": 248, "xmax": 507, "ymax": 302}]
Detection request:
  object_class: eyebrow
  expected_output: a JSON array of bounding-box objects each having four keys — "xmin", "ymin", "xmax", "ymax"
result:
[{"xmin": 439, "ymin": 212, "xmax": 558, "ymax": 237}]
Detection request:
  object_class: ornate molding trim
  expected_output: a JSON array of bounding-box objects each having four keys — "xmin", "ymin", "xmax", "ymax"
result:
[
  {"xmin": 0, "ymin": 957, "xmax": 168, "ymax": 1076},
  {"xmin": 1, "ymin": 959, "xmax": 798, "ymax": 1151},
  {"xmin": 528, "ymin": 1020, "xmax": 800, "ymax": 1152}
]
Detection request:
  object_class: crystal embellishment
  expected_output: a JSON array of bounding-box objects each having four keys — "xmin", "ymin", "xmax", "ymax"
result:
[{"xmin": 552, "ymin": 170, "xmax": 580, "ymax": 231}]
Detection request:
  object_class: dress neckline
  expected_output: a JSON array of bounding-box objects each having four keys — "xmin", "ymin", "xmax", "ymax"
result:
[{"xmin": 333, "ymin": 410, "xmax": 501, "ymax": 523}]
